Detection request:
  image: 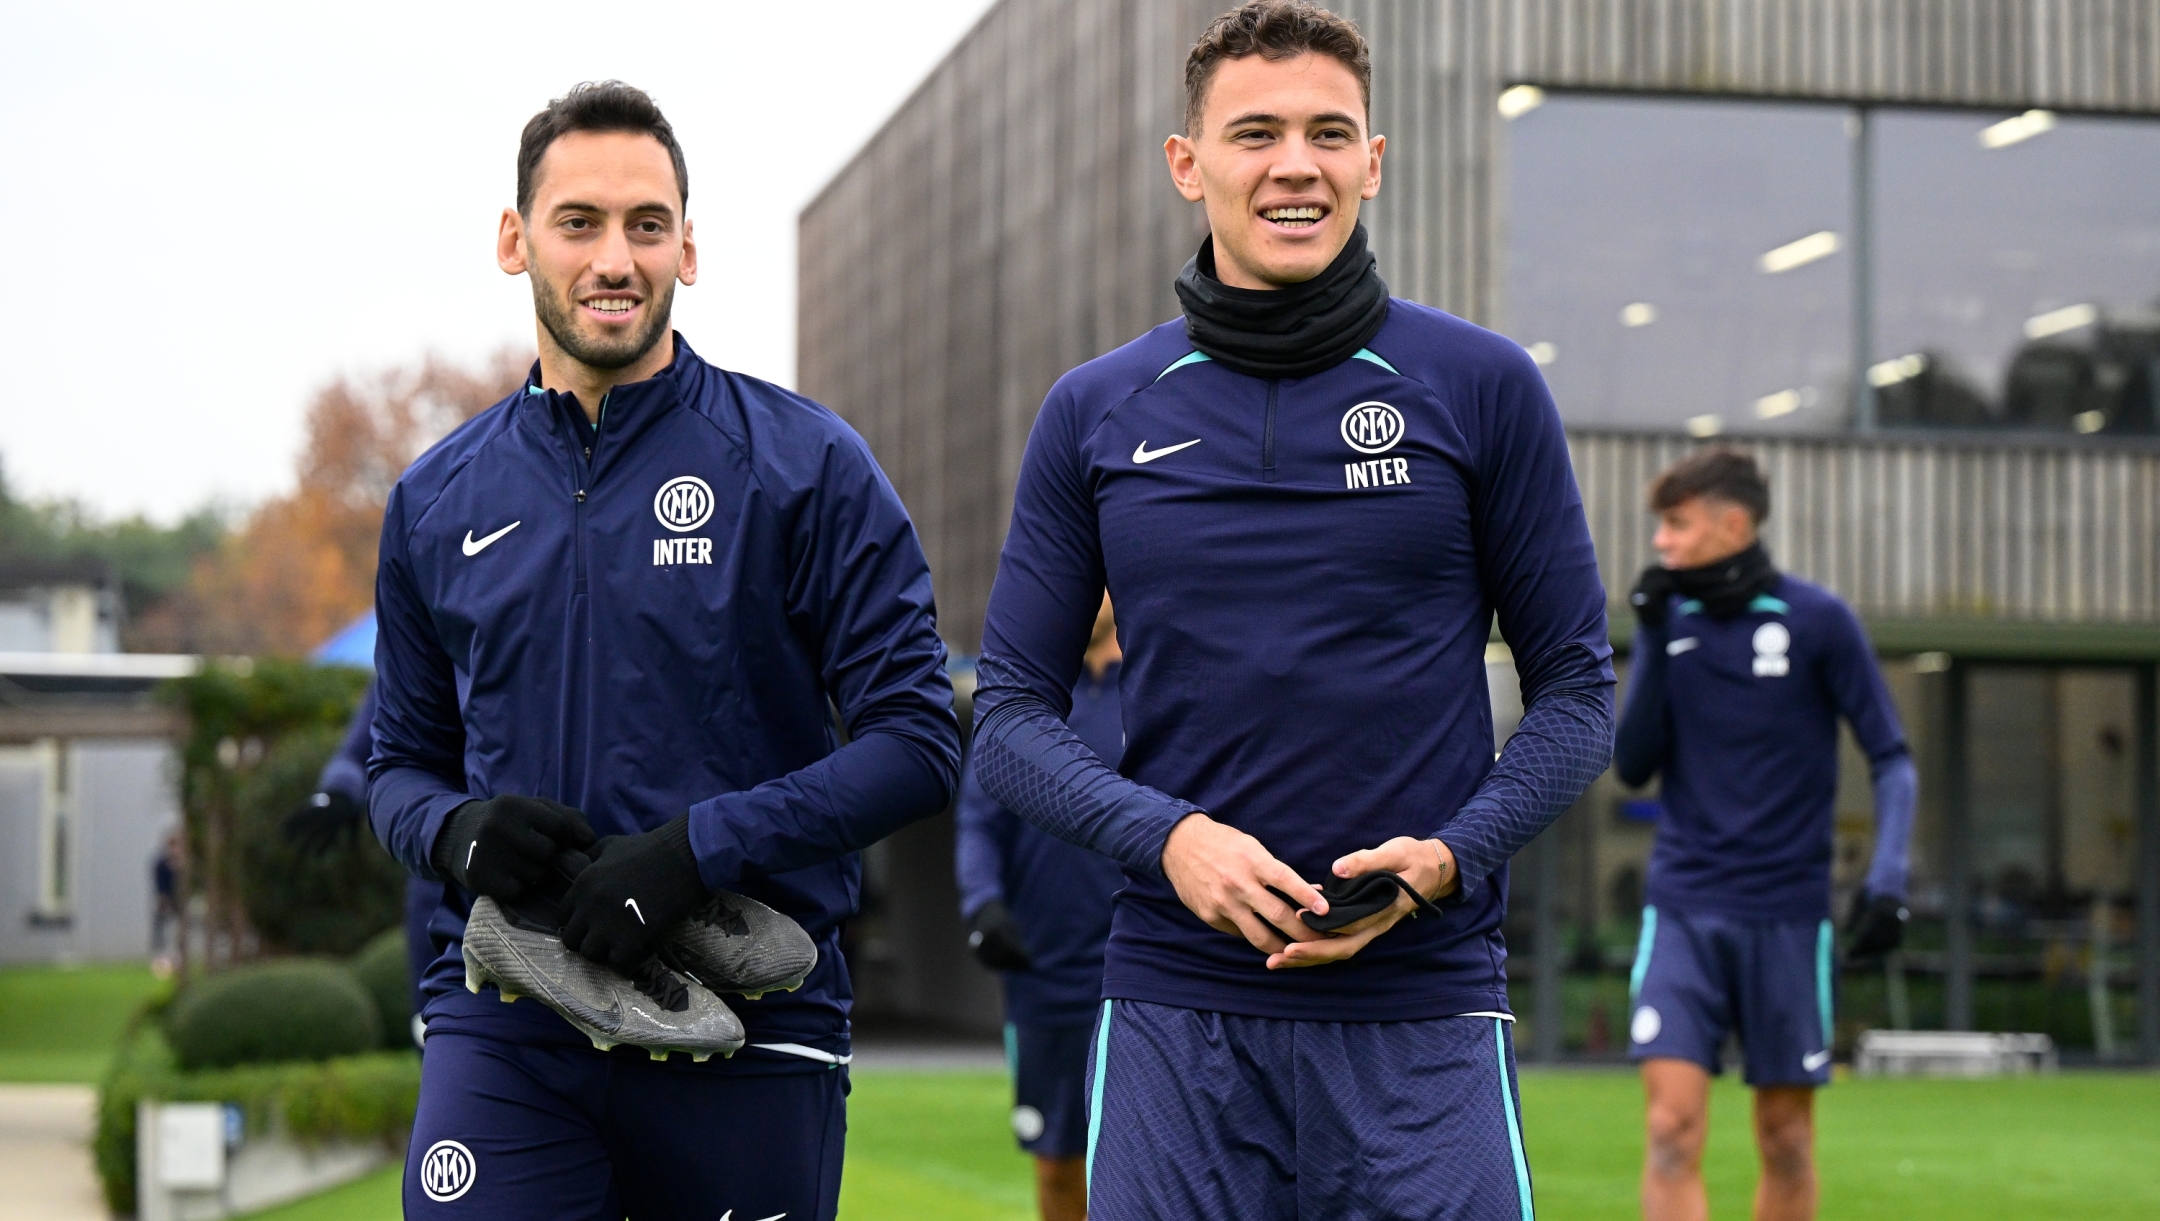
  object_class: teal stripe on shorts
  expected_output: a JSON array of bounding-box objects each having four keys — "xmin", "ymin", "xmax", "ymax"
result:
[
  {"xmin": 1816, "ymin": 919, "xmax": 1834, "ymax": 1046},
  {"xmin": 1630, "ymin": 907, "xmax": 1659, "ymax": 1004},
  {"xmin": 1085, "ymin": 999, "xmax": 1113, "ymax": 1186},
  {"xmin": 1495, "ymin": 1019, "xmax": 1535, "ymax": 1221}
]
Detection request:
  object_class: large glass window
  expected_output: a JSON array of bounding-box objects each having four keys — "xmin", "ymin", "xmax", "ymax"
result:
[
  {"xmin": 1875, "ymin": 112, "xmax": 2160, "ymax": 434},
  {"xmin": 1505, "ymin": 94, "xmax": 1854, "ymax": 435},
  {"xmin": 1503, "ymin": 90, "xmax": 2160, "ymax": 437}
]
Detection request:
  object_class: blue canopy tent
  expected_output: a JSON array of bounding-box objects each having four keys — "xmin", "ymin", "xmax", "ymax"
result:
[{"xmin": 310, "ymin": 610, "xmax": 376, "ymax": 669}]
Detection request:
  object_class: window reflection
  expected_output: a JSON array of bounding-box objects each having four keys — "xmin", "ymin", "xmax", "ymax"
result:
[
  {"xmin": 1504, "ymin": 94, "xmax": 2160, "ymax": 438},
  {"xmin": 1874, "ymin": 111, "xmax": 2160, "ymax": 435},
  {"xmin": 1504, "ymin": 95, "xmax": 1853, "ymax": 435}
]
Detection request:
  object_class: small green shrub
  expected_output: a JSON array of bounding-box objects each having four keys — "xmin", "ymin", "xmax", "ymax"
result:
[
  {"xmin": 351, "ymin": 927, "xmax": 413, "ymax": 1050},
  {"xmin": 94, "ymin": 1019, "xmax": 418, "ymax": 1215},
  {"xmin": 166, "ymin": 960, "xmax": 381, "ymax": 1072},
  {"xmin": 236, "ymin": 725, "xmax": 405, "ymax": 956}
]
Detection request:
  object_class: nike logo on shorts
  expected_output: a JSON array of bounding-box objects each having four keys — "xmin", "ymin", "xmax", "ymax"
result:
[
  {"xmin": 625, "ymin": 899, "xmax": 646, "ymax": 925},
  {"xmin": 1133, "ymin": 439, "xmax": 1201, "ymax": 464},
  {"xmin": 1802, "ymin": 1049, "xmax": 1831, "ymax": 1071},
  {"xmin": 462, "ymin": 521, "xmax": 522, "ymax": 556}
]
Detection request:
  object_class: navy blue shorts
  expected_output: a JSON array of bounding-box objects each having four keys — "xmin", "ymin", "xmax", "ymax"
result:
[
  {"xmin": 404, "ymin": 1032, "xmax": 846, "ymax": 1220},
  {"xmin": 1626, "ymin": 906, "xmax": 1834, "ymax": 1088},
  {"xmin": 1007, "ymin": 1021, "xmax": 1091, "ymax": 1158},
  {"xmin": 1083, "ymin": 999, "xmax": 1535, "ymax": 1221}
]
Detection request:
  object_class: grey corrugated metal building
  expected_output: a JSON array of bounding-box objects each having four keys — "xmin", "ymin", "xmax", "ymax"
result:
[{"xmin": 802, "ymin": 0, "xmax": 2160, "ymax": 1056}]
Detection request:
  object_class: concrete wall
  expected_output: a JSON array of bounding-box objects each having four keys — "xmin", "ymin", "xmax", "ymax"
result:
[{"xmin": 0, "ymin": 739, "xmax": 178, "ymax": 964}]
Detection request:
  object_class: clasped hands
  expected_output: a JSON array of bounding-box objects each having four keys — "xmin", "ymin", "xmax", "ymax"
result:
[{"xmin": 1159, "ymin": 812, "xmax": 1457, "ymax": 970}]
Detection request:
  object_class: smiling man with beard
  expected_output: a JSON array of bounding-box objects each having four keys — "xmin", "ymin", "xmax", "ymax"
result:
[
  {"xmin": 368, "ymin": 82, "xmax": 960, "ymax": 1221},
  {"xmin": 970, "ymin": 4, "xmax": 1614, "ymax": 1218}
]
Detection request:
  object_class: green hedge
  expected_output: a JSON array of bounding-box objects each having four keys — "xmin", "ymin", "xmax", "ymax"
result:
[
  {"xmin": 94, "ymin": 1021, "xmax": 419, "ymax": 1215},
  {"xmin": 166, "ymin": 960, "xmax": 381, "ymax": 1072}
]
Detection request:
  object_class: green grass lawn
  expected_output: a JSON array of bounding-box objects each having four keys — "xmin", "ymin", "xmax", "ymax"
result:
[
  {"xmin": 230, "ymin": 1067, "xmax": 2160, "ymax": 1220},
  {"xmin": 0, "ymin": 962, "xmax": 165, "ymax": 1082},
  {"xmin": 14, "ymin": 966, "xmax": 2148, "ymax": 1220}
]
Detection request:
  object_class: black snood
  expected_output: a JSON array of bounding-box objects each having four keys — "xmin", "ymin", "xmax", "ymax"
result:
[{"xmin": 1173, "ymin": 223, "xmax": 1391, "ymax": 380}]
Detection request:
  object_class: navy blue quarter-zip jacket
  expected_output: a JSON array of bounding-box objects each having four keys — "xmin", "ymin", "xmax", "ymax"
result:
[
  {"xmin": 973, "ymin": 301, "xmax": 1615, "ymax": 1022},
  {"xmin": 368, "ymin": 335, "xmax": 960, "ymax": 1069}
]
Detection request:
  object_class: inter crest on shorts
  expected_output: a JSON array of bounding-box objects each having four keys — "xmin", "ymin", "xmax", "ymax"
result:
[{"xmin": 420, "ymin": 1138, "xmax": 477, "ymax": 1202}]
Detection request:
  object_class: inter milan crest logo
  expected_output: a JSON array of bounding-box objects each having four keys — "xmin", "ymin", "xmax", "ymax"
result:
[
  {"xmin": 1340, "ymin": 401, "xmax": 1405, "ymax": 454},
  {"xmin": 653, "ymin": 476, "xmax": 715, "ymax": 533},
  {"xmin": 420, "ymin": 1139, "xmax": 477, "ymax": 1202}
]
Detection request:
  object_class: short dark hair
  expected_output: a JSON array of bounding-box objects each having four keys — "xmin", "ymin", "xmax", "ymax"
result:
[
  {"xmin": 1649, "ymin": 446, "xmax": 1771, "ymax": 524},
  {"xmin": 1184, "ymin": 2, "xmax": 1372, "ymax": 135},
  {"xmin": 516, "ymin": 81, "xmax": 688, "ymax": 216}
]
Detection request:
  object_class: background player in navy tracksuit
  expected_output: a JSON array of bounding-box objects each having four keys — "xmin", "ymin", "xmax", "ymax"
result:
[
  {"xmin": 367, "ymin": 84, "xmax": 959, "ymax": 1221},
  {"xmin": 1615, "ymin": 447, "xmax": 1916, "ymax": 1221},
  {"xmin": 971, "ymin": 7, "xmax": 1614, "ymax": 1217},
  {"xmin": 286, "ymin": 681, "xmax": 443, "ymax": 1046},
  {"xmin": 956, "ymin": 594, "xmax": 1125, "ymax": 1221}
]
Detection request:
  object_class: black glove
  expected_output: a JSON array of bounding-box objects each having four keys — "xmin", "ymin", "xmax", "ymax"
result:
[
  {"xmin": 432, "ymin": 795, "xmax": 596, "ymax": 901},
  {"xmin": 1845, "ymin": 891, "xmax": 1909, "ymax": 960},
  {"xmin": 283, "ymin": 790, "xmax": 363, "ymax": 856},
  {"xmin": 1630, "ymin": 565, "xmax": 1677, "ymax": 629},
  {"xmin": 560, "ymin": 814, "xmax": 708, "ymax": 973},
  {"xmin": 967, "ymin": 900, "xmax": 1033, "ymax": 971}
]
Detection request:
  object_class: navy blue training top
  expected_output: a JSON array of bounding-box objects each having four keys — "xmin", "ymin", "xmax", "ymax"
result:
[
  {"xmin": 972, "ymin": 302, "xmax": 1616, "ymax": 1022},
  {"xmin": 1621, "ymin": 575, "xmax": 1908, "ymax": 921},
  {"xmin": 955, "ymin": 663, "xmax": 1127, "ymax": 1026},
  {"xmin": 368, "ymin": 335, "xmax": 960, "ymax": 1071}
]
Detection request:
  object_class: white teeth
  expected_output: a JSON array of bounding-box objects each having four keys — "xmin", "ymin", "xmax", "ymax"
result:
[
  {"xmin": 1263, "ymin": 206, "xmax": 1323, "ymax": 222},
  {"xmin": 589, "ymin": 299, "xmax": 634, "ymax": 313}
]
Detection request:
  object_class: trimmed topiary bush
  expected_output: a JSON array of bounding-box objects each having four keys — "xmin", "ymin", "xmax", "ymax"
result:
[
  {"xmin": 235, "ymin": 725, "xmax": 405, "ymax": 956},
  {"xmin": 351, "ymin": 927, "xmax": 413, "ymax": 1050},
  {"xmin": 166, "ymin": 960, "xmax": 382, "ymax": 1072}
]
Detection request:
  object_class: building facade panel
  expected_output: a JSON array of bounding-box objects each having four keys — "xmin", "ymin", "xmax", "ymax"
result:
[{"xmin": 1571, "ymin": 430, "xmax": 2160, "ymax": 625}]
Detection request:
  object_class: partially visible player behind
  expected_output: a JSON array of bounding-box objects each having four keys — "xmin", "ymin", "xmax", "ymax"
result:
[
  {"xmin": 1616, "ymin": 447, "xmax": 1916, "ymax": 1221},
  {"xmin": 284, "ymin": 679, "xmax": 443, "ymax": 1049},
  {"xmin": 955, "ymin": 594, "xmax": 1126, "ymax": 1221},
  {"xmin": 971, "ymin": 5, "xmax": 1615, "ymax": 1216}
]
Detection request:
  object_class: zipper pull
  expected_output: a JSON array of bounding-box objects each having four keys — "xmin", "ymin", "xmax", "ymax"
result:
[{"xmin": 575, "ymin": 490, "xmax": 586, "ymax": 502}]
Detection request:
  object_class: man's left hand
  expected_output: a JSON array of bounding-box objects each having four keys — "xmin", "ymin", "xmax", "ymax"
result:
[
  {"xmin": 561, "ymin": 814, "xmax": 709, "ymax": 973},
  {"xmin": 1268, "ymin": 836, "xmax": 1457, "ymax": 970}
]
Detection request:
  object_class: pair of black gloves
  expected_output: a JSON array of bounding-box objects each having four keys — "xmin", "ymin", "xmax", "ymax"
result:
[{"xmin": 431, "ymin": 795, "xmax": 709, "ymax": 975}]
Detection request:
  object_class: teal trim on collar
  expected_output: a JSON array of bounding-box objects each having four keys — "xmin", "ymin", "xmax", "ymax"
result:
[
  {"xmin": 1677, "ymin": 599, "xmax": 1704, "ymax": 616},
  {"xmin": 526, "ymin": 384, "xmax": 544, "ymax": 395},
  {"xmin": 1154, "ymin": 351, "xmax": 1212, "ymax": 382},
  {"xmin": 1750, "ymin": 594, "xmax": 1791, "ymax": 614},
  {"xmin": 1352, "ymin": 348, "xmax": 1399, "ymax": 374}
]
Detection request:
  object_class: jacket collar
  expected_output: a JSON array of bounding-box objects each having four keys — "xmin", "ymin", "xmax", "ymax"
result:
[{"xmin": 516, "ymin": 333, "xmax": 700, "ymax": 473}]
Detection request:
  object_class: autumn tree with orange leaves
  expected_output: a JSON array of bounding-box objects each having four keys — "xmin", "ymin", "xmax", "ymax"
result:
[{"xmin": 136, "ymin": 349, "xmax": 531, "ymax": 655}]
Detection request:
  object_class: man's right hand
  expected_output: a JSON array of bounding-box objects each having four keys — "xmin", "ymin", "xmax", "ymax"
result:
[
  {"xmin": 1160, "ymin": 813, "xmax": 1328, "ymax": 960},
  {"xmin": 432, "ymin": 795, "xmax": 596, "ymax": 901}
]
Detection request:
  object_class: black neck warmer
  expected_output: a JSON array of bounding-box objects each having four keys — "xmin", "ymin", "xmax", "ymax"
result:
[
  {"xmin": 1669, "ymin": 542, "xmax": 1779, "ymax": 619},
  {"xmin": 1173, "ymin": 223, "xmax": 1391, "ymax": 380}
]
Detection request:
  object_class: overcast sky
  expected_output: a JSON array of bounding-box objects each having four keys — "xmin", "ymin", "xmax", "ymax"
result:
[{"xmin": 0, "ymin": 1, "xmax": 999, "ymax": 521}]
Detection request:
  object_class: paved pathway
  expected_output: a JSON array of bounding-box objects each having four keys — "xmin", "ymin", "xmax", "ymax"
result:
[{"xmin": 0, "ymin": 1084, "xmax": 105, "ymax": 1221}]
